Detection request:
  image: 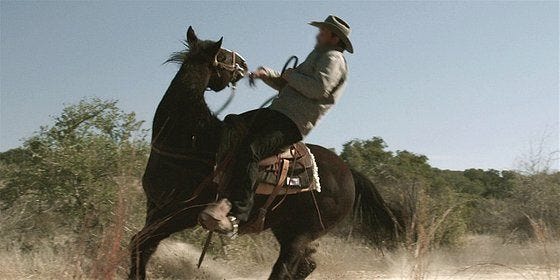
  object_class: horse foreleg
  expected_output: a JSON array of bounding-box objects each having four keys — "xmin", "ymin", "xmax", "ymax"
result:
[
  {"xmin": 128, "ymin": 227, "xmax": 165, "ymax": 280},
  {"xmin": 128, "ymin": 205, "xmax": 199, "ymax": 280},
  {"xmin": 293, "ymin": 244, "xmax": 318, "ymax": 279},
  {"xmin": 269, "ymin": 228, "xmax": 313, "ymax": 280}
]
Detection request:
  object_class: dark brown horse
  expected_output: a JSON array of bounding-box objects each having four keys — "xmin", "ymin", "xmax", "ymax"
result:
[{"xmin": 128, "ymin": 27, "xmax": 396, "ymax": 280}]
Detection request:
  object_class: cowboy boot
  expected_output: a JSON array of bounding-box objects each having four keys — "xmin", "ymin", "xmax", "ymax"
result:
[{"xmin": 199, "ymin": 198, "xmax": 238, "ymax": 236}]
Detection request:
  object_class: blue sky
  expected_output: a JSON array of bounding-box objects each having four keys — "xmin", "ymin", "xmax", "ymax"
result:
[{"xmin": 1, "ymin": 1, "xmax": 558, "ymax": 171}]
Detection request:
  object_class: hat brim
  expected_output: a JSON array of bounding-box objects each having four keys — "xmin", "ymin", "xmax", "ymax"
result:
[{"xmin": 309, "ymin": 21, "xmax": 354, "ymax": 53}]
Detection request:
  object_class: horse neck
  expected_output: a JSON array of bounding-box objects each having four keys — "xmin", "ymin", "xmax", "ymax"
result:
[{"xmin": 152, "ymin": 66, "xmax": 218, "ymax": 152}]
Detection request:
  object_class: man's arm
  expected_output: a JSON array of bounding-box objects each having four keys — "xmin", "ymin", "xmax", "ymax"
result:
[
  {"xmin": 251, "ymin": 67, "xmax": 287, "ymax": 91},
  {"xmin": 260, "ymin": 68, "xmax": 287, "ymax": 91},
  {"xmin": 283, "ymin": 52, "xmax": 345, "ymax": 100}
]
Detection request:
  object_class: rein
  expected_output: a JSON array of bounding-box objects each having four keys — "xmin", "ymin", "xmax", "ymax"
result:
[
  {"xmin": 213, "ymin": 49, "xmax": 246, "ymax": 115},
  {"xmin": 214, "ymin": 55, "xmax": 300, "ymax": 115},
  {"xmin": 213, "ymin": 88, "xmax": 236, "ymax": 115},
  {"xmin": 257, "ymin": 55, "xmax": 298, "ymax": 108}
]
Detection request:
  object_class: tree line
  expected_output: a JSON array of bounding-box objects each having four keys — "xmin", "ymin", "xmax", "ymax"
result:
[{"xmin": 0, "ymin": 98, "xmax": 558, "ymax": 253}]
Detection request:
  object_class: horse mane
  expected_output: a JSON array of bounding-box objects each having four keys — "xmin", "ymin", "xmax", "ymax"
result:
[
  {"xmin": 165, "ymin": 40, "xmax": 217, "ymax": 65},
  {"xmin": 165, "ymin": 40, "xmax": 192, "ymax": 64}
]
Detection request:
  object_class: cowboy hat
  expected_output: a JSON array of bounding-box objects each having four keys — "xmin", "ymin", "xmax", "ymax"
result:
[{"xmin": 309, "ymin": 15, "xmax": 354, "ymax": 53}]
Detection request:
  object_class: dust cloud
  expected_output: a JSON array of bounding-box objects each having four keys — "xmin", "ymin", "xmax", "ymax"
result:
[{"xmin": 149, "ymin": 235, "xmax": 558, "ymax": 279}]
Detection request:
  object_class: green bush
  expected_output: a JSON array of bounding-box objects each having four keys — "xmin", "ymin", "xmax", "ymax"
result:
[
  {"xmin": 341, "ymin": 137, "xmax": 468, "ymax": 247},
  {"xmin": 0, "ymin": 98, "xmax": 149, "ymax": 248}
]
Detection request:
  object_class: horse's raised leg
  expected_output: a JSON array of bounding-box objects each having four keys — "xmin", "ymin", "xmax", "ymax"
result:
[
  {"xmin": 269, "ymin": 227, "xmax": 314, "ymax": 280},
  {"xmin": 128, "ymin": 203, "xmax": 199, "ymax": 280},
  {"xmin": 293, "ymin": 244, "xmax": 318, "ymax": 279},
  {"xmin": 128, "ymin": 228, "xmax": 164, "ymax": 280}
]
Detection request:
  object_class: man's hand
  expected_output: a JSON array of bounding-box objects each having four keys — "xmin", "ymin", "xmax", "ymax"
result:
[
  {"xmin": 249, "ymin": 67, "xmax": 269, "ymax": 80},
  {"xmin": 249, "ymin": 66, "xmax": 287, "ymax": 90}
]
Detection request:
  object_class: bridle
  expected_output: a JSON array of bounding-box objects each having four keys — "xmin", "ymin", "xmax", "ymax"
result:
[
  {"xmin": 213, "ymin": 48, "xmax": 247, "ymax": 85},
  {"xmin": 211, "ymin": 48, "xmax": 248, "ymax": 115}
]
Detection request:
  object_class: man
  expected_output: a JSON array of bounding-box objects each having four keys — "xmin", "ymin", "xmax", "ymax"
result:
[{"xmin": 200, "ymin": 15, "xmax": 353, "ymax": 234}]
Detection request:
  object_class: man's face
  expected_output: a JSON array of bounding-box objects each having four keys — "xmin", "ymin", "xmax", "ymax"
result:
[{"xmin": 315, "ymin": 27, "xmax": 340, "ymax": 48}]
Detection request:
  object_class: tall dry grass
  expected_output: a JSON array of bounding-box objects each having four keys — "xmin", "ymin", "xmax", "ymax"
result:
[{"xmin": 526, "ymin": 215, "xmax": 560, "ymax": 280}]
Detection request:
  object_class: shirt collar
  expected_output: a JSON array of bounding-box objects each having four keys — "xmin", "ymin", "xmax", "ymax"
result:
[{"xmin": 314, "ymin": 44, "xmax": 344, "ymax": 53}]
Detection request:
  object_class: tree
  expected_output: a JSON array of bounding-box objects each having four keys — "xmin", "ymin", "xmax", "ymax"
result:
[
  {"xmin": 0, "ymin": 98, "xmax": 149, "ymax": 236},
  {"xmin": 341, "ymin": 137, "xmax": 468, "ymax": 246}
]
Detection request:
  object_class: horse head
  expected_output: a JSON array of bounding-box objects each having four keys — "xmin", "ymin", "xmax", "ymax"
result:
[
  {"xmin": 166, "ymin": 26, "xmax": 248, "ymax": 93},
  {"xmin": 210, "ymin": 46, "xmax": 248, "ymax": 92}
]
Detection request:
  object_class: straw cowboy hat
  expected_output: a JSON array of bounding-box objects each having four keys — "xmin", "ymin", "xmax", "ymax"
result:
[{"xmin": 309, "ymin": 15, "xmax": 354, "ymax": 53}]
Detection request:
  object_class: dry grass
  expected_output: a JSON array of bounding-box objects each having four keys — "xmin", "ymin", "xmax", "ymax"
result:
[
  {"xmin": 1, "ymin": 180, "xmax": 556, "ymax": 280},
  {"xmin": 526, "ymin": 215, "xmax": 560, "ymax": 280},
  {"xmin": 0, "ymin": 233, "xmax": 558, "ymax": 279},
  {"xmin": 0, "ymin": 180, "xmax": 556, "ymax": 280},
  {"xmin": 0, "ymin": 241, "xmax": 86, "ymax": 279}
]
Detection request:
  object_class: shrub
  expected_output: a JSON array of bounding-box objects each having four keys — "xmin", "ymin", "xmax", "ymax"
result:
[{"xmin": 0, "ymin": 98, "xmax": 149, "ymax": 248}]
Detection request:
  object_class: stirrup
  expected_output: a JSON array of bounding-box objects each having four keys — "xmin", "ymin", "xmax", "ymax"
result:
[{"xmin": 226, "ymin": 216, "xmax": 239, "ymax": 239}]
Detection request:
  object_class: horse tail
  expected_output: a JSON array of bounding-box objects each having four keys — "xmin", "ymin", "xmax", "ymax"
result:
[{"xmin": 351, "ymin": 168, "xmax": 400, "ymax": 248}]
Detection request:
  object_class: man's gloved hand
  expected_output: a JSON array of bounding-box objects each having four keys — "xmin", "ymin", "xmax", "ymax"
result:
[
  {"xmin": 249, "ymin": 66, "xmax": 270, "ymax": 80},
  {"xmin": 249, "ymin": 66, "xmax": 269, "ymax": 87},
  {"xmin": 249, "ymin": 66, "xmax": 287, "ymax": 90}
]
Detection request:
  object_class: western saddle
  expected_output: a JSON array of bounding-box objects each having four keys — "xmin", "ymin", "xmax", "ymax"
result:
[
  {"xmin": 213, "ymin": 116, "xmax": 319, "ymax": 232},
  {"xmin": 242, "ymin": 141, "xmax": 317, "ymax": 233},
  {"xmin": 255, "ymin": 142, "xmax": 316, "ymax": 195},
  {"xmin": 212, "ymin": 141, "xmax": 317, "ymax": 233}
]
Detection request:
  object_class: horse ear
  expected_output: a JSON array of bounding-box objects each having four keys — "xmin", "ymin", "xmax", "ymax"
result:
[
  {"xmin": 186, "ymin": 26, "xmax": 198, "ymax": 46},
  {"xmin": 208, "ymin": 37, "xmax": 223, "ymax": 57}
]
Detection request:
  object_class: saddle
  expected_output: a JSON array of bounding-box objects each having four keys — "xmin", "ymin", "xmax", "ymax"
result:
[
  {"xmin": 214, "ymin": 116, "xmax": 320, "ymax": 233},
  {"xmin": 240, "ymin": 142, "xmax": 318, "ymax": 233},
  {"xmin": 217, "ymin": 114, "xmax": 319, "ymax": 196},
  {"xmin": 255, "ymin": 142, "xmax": 318, "ymax": 195}
]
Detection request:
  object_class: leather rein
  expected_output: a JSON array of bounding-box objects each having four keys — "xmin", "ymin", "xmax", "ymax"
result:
[{"xmin": 212, "ymin": 49, "xmax": 247, "ymax": 115}]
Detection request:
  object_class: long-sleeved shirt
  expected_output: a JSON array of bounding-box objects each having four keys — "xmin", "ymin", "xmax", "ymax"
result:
[{"xmin": 263, "ymin": 46, "xmax": 348, "ymax": 136}]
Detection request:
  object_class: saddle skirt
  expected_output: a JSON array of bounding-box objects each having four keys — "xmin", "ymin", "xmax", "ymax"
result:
[
  {"xmin": 255, "ymin": 142, "xmax": 321, "ymax": 195},
  {"xmin": 213, "ymin": 142, "xmax": 320, "ymax": 196}
]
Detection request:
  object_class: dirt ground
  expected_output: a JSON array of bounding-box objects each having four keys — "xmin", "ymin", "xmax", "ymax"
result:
[
  {"xmin": 0, "ymin": 234, "xmax": 557, "ymax": 279},
  {"xmin": 148, "ymin": 235, "xmax": 559, "ymax": 280}
]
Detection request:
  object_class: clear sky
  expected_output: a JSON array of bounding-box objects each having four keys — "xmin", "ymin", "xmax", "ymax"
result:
[{"xmin": 1, "ymin": 1, "xmax": 558, "ymax": 171}]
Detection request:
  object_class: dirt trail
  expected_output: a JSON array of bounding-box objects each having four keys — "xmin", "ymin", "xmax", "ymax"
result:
[
  {"xmin": 149, "ymin": 241, "xmax": 235, "ymax": 279},
  {"xmin": 151, "ymin": 237, "xmax": 558, "ymax": 280}
]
